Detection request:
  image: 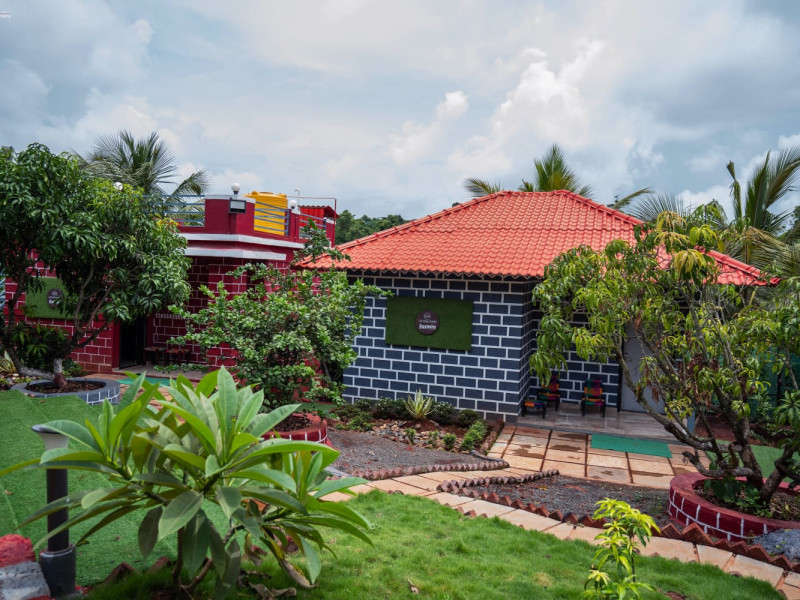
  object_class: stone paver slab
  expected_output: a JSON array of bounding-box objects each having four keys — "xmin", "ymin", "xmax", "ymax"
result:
[
  {"xmin": 784, "ymin": 573, "xmax": 800, "ymax": 588},
  {"xmin": 550, "ymin": 431, "xmax": 588, "ymax": 443},
  {"xmin": 505, "ymin": 457, "xmax": 543, "ymax": 471},
  {"xmin": 587, "ymin": 453, "xmax": 628, "ymax": 469},
  {"xmin": 544, "ymin": 523, "xmax": 576, "ymax": 540},
  {"xmin": 586, "ymin": 465, "xmax": 630, "ymax": 483},
  {"xmin": 630, "ymin": 473, "xmax": 672, "ymax": 488},
  {"xmin": 543, "ymin": 459, "xmax": 585, "ymax": 477},
  {"xmin": 586, "ymin": 447, "xmax": 627, "ymax": 457},
  {"xmin": 347, "ymin": 483, "xmax": 375, "ymax": 495},
  {"xmin": 507, "ymin": 440, "xmax": 549, "ymax": 449},
  {"xmin": 629, "ymin": 458, "xmax": 674, "ymax": 475},
  {"xmin": 627, "ymin": 453, "xmax": 671, "ymax": 463},
  {"xmin": 637, "ymin": 537, "xmax": 696, "ymax": 562},
  {"xmin": 503, "ymin": 467, "xmax": 542, "ymax": 476},
  {"xmin": 512, "ymin": 435, "xmax": 550, "ymax": 445},
  {"xmin": 696, "ymin": 544, "xmax": 734, "ymax": 569},
  {"xmin": 393, "ymin": 475, "xmax": 441, "ymax": 490},
  {"xmin": 514, "ymin": 427, "xmax": 551, "ymax": 437},
  {"xmin": 500, "ymin": 510, "xmax": 562, "ymax": 532},
  {"xmin": 780, "ymin": 583, "xmax": 800, "ymax": 600},
  {"xmin": 426, "ymin": 492, "xmax": 474, "ymax": 508},
  {"xmin": 726, "ymin": 554, "xmax": 783, "ymax": 587},
  {"xmin": 505, "ymin": 448, "xmax": 546, "ymax": 459},
  {"xmin": 457, "ymin": 499, "xmax": 516, "ymax": 518},
  {"xmin": 322, "ymin": 491, "xmax": 356, "ymax": 502},
  {"xmin": 568, "ymin": 526, "xmax": 602, "ymax": 545},
  {"xmin": 368, "ymin": 479, "xmax": 434, "ymax": 495},
  {"xmin": 545, "ymin": 448, "xmax": 585, "ymax": 463}
]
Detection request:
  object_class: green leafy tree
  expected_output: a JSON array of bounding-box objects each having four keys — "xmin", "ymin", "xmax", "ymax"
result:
[
  {"xmin": 531, "ymin": 209, "xmax": 800, "ymax": 505},
  {"xmin": 1, "ymin": 369, "xmax": 371, "ymax": 598},
  {"xmin": 174, "ymin": 223, "xmax": 384, "ymax": 408},
  {"xmin": 334, "ymin": 210, "xmax": 407, "ymax": 245},
  {"xmin": 81, "ymin": 130, "xmax": 211, "ymax": 195},
  {"xmin": 0, "ymin": 144, "xmax": 191, "ymax": 386}
]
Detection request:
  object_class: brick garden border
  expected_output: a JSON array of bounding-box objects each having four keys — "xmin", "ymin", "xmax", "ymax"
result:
[
  {"xmin": 668, "ymin": 472, "xmax": 800, "ymax": 540},
  {"xmin": 263, "ymin": 413, "xmax": 330, "ymax": 445},
  {"xmin": 435, "ymin": 471, "xmax": 800, "ymax": 573},
  {"xmin": 348, "ymin": 457, "xmax": 511, "ymax": 481}
]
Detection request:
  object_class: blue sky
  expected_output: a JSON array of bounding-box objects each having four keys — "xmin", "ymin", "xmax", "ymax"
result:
[{"xmin": 1, "ymin": 0, "xmax": 799, "ymax": 220}]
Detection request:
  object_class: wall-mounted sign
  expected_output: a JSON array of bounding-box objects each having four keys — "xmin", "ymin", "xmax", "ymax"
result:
[
  {"xmin": 386, "ymin": 296, "xmax": 472, "ymax": 351},
  {"xmin": 46, "ymin": 287, "xmax": 64, "ymax": 310},
  {"xmin": 415, "ymin": 310, "xmax": 439, "ymax": 335}
]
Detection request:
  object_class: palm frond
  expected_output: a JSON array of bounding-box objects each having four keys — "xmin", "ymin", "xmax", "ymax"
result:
[
  {"xmin": 608, "ymin": 187, "xmax": 653, "ymax": 211},
  {"xmin": 463, "ymin": 177, "xmax": 502, "ymax": 198}
]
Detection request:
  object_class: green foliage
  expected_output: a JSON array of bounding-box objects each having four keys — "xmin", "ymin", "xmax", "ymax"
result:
[
  {"xmin": 584, "ymin": 499, "xmax": 658, "ymax": 600},
  {"xmin": 427, "ymin": 430, "xmax": 439, "ymax": 447},
  {"xmin": 0, "ymin": 143, "xmax": 190, "ymax": 375},
  {"xmin": 374, "ymin": 397, "xmax": 406, "ymax": 420},
  {"xmin": 442, "ymin": 433, "xmax": 457, "ymax": 451},
  {"xmin": 403, "ymin": 389, "xmax": 434, "ymax": 421},
  {"xmin": 0, "ymin": 368, "xmax": 371, "ymax": 597},
  {"xmin": 333, "ymin": 405, "xmax": 373, "ymax": 432},
  {"xmin": 530, "ymin": 208, "xmax": 800, "ymax": 504},
  {"xmin": 11, "ymin": 323, "xmax": 69, "ymax": 372},
  {"xmin": 703, "ymin": 475, "xmax": 771, "ymax": 517},
  {"xmin": 404, "ymin": 428, "xmax": 416, "ymax": 444},
  {"xmin": 430, "ymin": 401, "xmax": 455, "ymax": 425},
  {"xmin": 456, "ymin": 408, "xmax": 480, "ymax": 429},
  {"xmin": 173, "ymin": 223, "xmax": 384, "ymax": 409},
  {"xmin": 459, "ymin": 420, "xmax": 487, "ymax": 452},
  {"xmin": 334, "ymin": 210, "xmax": 407, "ymax": 245},
  {"xmin": 354, "ymin": 398, "xmax": 374, "ymax": 413}
]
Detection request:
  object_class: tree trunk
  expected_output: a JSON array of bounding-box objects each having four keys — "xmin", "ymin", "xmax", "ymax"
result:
[{"xmin": 52, "ymin": 358, "xmax": 67, "ymax": 389}]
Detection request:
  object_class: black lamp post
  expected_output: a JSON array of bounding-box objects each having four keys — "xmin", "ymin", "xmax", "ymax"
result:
[{"xmin": 32, "ymin": 424, "xmax": 81, "ymax": 599}]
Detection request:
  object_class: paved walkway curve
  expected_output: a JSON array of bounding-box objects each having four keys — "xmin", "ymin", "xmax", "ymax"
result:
[{"xmin": 327, "ymin": 423, "xmax": 800, "ymax": 599}]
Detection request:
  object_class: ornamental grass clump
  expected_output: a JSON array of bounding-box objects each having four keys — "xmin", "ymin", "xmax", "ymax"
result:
[
  {"xmin": 404, "ymin": 389, "xmax": 434, "ymax": 421},
  {"xmin": 0, "ymin": 368, "xmax": 372, "ymax": 599}
]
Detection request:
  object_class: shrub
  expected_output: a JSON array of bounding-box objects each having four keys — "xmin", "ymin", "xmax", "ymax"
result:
[
  {"xmin": 430, "ymin": 401, "xmax": 454, "ymax": 425},
  {"xmin": 442, "ymin": 433, "xmax": 457, "ymax": 451},
  {"xmin": 335, "ymin": 404, "xmax": 364, "ymax": 422},
  {"xmin": 584, "ymin": 499, "xmax": 659, "ymax": 599},
  {"xmin": 354, "ymin": 398, "xmax": 374, "ymax": 413},
  {"xmin": 456, "ymin": 408, "xmax": 481, "ymax": 429},
  {"xmin": 348, "ymin": 411, "xmax": 374, "ymax": 432},
  {"xmin": 0, "ymin": 367, "xmax": 371, "ymax": 598},
  {"xmin": 404, "ymin": 389, "xmax": 434, "ymax": 420},
  {"xmin": 374, "ymin": 397, "xmax": 406, "ymax": 420},
  {"xmin": 405, "ymin": 428, "xmax": 416, "ymax": 444},
  {"xmin": 459, "ymin": 420, "xmax": 488, "ymax": 452},
  {"xmin": 427, "ymin": 430, "xmax": 439, "ymax": 447}
]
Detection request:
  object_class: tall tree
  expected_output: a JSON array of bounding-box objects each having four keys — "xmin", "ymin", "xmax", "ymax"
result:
[
  {"xmin": 82, "ymin": 130, "xmax": 211, "ymax": 195},
  {"xmin": 0, "ymin": 144, "xmax": 191, "ymax": 386},
  {"xmin": 464, "ymin": 143, "xmax": 650, "ymax": 203},
  {"xmin": 335, "ymin": 210, "xmax": 408, "ymax": 245}
]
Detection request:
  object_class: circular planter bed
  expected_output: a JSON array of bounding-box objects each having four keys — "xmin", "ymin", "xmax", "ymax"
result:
[
  {"xmin": 262, "ymin": 412, "xmax": 329, "ymax": 446},
  {"xmin": 668, "ymin": 472, "xmax": 800, "ymax": 540},
  {"xmin": 11, "ymin": 378, "xmax": 121, "ymax": 406}
]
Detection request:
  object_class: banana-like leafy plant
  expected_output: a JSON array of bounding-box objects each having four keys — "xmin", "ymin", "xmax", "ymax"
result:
[{"xmin": 1, "ymin": 367, "xmax": 371, "ymax": 598}]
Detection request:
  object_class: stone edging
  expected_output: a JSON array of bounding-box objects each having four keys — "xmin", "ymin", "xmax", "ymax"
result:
[
  {"xmin": 436, "ymin": 471, "xmax": 800, "ymax": 573},
  {"xmin": 349, "ymin": 458, "xmax": 510, "ymax": 481},
  {"xmin": 11, "ymin": 378, "xmax": 121, "ymax": 405}
]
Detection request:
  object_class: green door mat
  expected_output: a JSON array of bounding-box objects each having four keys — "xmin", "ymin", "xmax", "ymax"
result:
[{"xmin": 591, "ymin": 434, "xmax": 672, "ymax": 458}]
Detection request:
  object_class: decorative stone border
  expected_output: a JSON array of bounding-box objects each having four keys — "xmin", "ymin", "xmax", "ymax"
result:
[
  {"xmin": 436, "ymin": 471, "xmax": 800, "ymax": 573},
  {"xmin": 668, "ymin": 472, "xmax": 800, "ymax": 541},
  {"xmin": 12, "ymin": 378, "xmax": 121, "ymax": 405},
  {"xmin": 348, "ymin": 458, "xmax": 510, "ymax": 481},
  {"xmin": 263, "ymin": 413, "xmax": 329, "ymax": 445}
]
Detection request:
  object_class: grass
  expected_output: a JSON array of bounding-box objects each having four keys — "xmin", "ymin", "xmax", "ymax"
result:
[
  {"xmin": 0, "ymin": 390, "xmax": 782, "ymax": 599},
  {"xmin": 89, "ymin": 491, "xmax": 780, "ymax": 599}
]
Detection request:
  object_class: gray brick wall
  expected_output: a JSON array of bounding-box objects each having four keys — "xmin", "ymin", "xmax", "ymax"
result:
[{"xmin": 345, "ymin": 273, "xmax": 619, "ymax": 420}]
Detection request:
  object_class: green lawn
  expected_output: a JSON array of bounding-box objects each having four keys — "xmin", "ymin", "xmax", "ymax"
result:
[{"xmin": 0, "ymin": 390, "xmax": 782, "ymax": 599}]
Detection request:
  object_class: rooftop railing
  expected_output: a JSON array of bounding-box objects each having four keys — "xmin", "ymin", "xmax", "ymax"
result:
[{"xmin": 159, "ymin": 195, "xmax": 206, "ymax": 227}]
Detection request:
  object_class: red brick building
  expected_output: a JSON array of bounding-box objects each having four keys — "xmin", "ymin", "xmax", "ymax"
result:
[{"xmin": 2, "ymin": 192, "xmax": 337, "ymax": 373}]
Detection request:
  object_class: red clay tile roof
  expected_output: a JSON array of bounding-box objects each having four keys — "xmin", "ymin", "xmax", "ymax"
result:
[{"xmin": 314, "ymin": 191, "xmax": 764, "ymax": 285}]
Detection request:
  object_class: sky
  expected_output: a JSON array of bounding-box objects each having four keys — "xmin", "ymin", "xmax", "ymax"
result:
[{"xmin": 1, "ymin": 0, "xmax": 799, "ymax": 221}]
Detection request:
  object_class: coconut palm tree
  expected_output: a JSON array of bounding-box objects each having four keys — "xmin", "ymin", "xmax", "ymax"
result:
[{"xmin": 82, "ymin": 130, "xmax": 211, "ymax": 195}]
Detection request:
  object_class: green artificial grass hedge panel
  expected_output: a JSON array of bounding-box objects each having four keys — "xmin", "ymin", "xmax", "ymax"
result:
[
  {"xmin": 385, "ymin": 296, "xmax": 473, "ymax": 351},
  {"xmin": 22, "ymin": 276, "xmax": 69, "ymax": 318}
]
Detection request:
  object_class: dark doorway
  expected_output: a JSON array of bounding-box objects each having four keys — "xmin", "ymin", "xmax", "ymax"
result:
[{"xmin": 119, "ymin": 317, "xmax": 147, "ymax": 368}]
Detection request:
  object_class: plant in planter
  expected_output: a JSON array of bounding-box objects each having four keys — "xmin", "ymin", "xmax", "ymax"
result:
[
  {"xmin": 404, "ymin": 389, "xmax": 434, "ymax": 421},
  {"xmin": 173, "ymin": 223, "xmax": 384, "ymax": 412},
  {"xmin": 531, "ymin": 207, "xmax": 800, "ymax": 508},
  {"xmin": 1, "ymin": 367, "xmax": 371, "ymax": 598}
]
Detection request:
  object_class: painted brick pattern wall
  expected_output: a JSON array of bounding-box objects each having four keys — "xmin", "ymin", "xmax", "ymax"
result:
[
  {"xmin": 344, "ymin": 275, "xmax": 535, "ymax": 420},
  {"xmin": 528, "ymin": 311, "xmax": 620, "ymax": 411},
  {"xmin": 344, "ymin": 274, "xmax": 620, "ymax": 420}
]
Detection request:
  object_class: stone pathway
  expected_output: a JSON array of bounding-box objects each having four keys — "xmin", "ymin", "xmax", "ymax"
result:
[{"xmin": 488, "ymin": 424, "xmax": 709, "ymax": 489}]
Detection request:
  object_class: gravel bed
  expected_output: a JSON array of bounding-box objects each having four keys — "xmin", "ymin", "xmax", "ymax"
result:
[
  {"xmin": 329, "ymin": 429, "xmax": 499, "ymax": 477},
  {"xmin": 456, "ymin": 475, "xmax": 673, "ymax": 528}
]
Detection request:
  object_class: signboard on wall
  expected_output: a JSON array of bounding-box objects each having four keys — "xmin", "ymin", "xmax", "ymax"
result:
[
  {"xmin": 23, "ymin": 277, "xmax": 69, "ymax": 319},
  {"xmin": 385, "ymin": 296, "xmax": 473, "ymax": 351}
]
